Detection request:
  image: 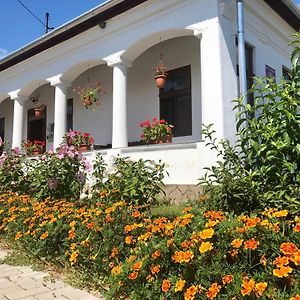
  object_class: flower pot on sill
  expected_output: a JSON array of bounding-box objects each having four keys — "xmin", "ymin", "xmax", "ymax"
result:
[
  {"xmin": 78, "ymin": 144, "xmax": 91, "ymax": 152},
  {"xmin": 30, "ymin": 150, "xmax": 43, "ymax": 156},
  {"xmin": 154, "ymin": 135, "xmax": 172, "ymax": 144},
  {"xmin": 34, "ymin": 108, "xmax": 44, "ymax": 118},
  {"xmin": 154, "ymin": 74, "xmax": 167, "ymax": 89}
]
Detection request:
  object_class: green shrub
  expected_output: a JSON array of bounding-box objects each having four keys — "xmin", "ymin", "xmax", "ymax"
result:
[{"xmin": 200, "ymin": 33, "xmax": 300, "ymax": 213}]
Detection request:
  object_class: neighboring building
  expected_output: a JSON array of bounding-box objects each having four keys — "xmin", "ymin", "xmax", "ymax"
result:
[{"xmin": 0, "ymin": 0, "xmax": 299, "ymax": 186}]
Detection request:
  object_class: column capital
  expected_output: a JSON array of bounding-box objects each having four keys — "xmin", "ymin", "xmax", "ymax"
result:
[
  {"xmin": 47, "ymin": 74, "xmax": 71, "ymax": 88},
  {"xmin": 104, "ymin": 51, "xmax": 132, "ymax": 68},
  {"xmin": 8, "ymin": 89, "xmax": 26, "ymax": 102}
]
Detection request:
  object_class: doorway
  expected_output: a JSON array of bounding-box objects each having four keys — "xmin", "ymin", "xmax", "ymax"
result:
[{"xmin": 27, "ymin": 108, "xmax": 46, "ymax": 143}]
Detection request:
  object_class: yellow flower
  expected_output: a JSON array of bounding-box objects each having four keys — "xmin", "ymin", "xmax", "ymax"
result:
[
  {"xmin": 199, "ymin": 242, "xmax": 213, "ymax": 254},
  {"xmin": 241, "ymin": 278, "xmax": 255, "ymax": 296},
  {"xmin": 273, "ymin": 210, "xmax": 288, "ymax": 218},
  {"xmin": 175, "ymin": 279, "xmax": 185, "ymax": 292},
  {"xmin": 172, "ymin": 251, "xmax": 194, "ymax": 263},
  {"xmin": 69, "ymin": 221, "xmax": 76, "ymax": 227},
  {"xmin": 15, "ymin": 232, "xmax": 22, "ymax": 240},
  {"xmin": 254, "ymin": 282, "xmax": 268, "ymax": 297},
  {"xmin": 273, "ymin": 266, "xmax": 293, "ymax": 278},
  {"xmin": 69, "ymin": 251, "xmax": 79, "ymax": 264},
  {"xmin": 111, "ymin": 265, "xmax": 122, "ymax": 275},
  {"xmin": 199, "ymin": 228, "xmax": 214, "ymax": 239},
  {"xmin": 40, "ymin": 231, "xmax": 49, "ymax": 240}
]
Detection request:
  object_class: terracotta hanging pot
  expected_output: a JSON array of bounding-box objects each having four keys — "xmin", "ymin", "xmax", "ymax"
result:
[
  {"xmin": 78, "ymin": 144, "xmax": 91, "ymax": 152},
  {"xmin": 34, "ymin": 108, "xmax": 44, "ymax": 118},
  {"xmin": 154, "ymin": 74, "xmax": 167, "ymax": 89}
]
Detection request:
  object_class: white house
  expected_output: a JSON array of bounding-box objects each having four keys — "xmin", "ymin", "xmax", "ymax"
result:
[{"xmin": 0, "ymin": 0, "xmax": 299, "ymax": 192}]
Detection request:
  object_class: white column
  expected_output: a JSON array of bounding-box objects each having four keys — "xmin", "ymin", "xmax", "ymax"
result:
[
  {"xmin": 9, "ymin": 90, "xmax": 25, "ymax": 149},
  {"xmin": 47, "ymin": 75, "xmax": 71, "ymax": 150},
  {"xmin": 104, "ymin": 53, "xmax": 131, "ymax": 149}
]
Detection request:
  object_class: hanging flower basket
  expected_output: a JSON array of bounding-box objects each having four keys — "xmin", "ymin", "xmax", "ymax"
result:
[
  {"xmin": 154, "ymin": 54, "xmax": 167, "ymax": 89},
  {"xmin": 34, "ymin": 107, "xmax": 44, "ymax": 118},
  {"xmin": 74, "ymin": 82, "xmax": 103, "ymax": 110}
]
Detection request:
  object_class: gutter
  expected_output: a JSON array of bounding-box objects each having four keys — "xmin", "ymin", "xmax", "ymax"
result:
[{"xmin": 0, "ymin": 0, "xmax": 149, "ymax": 72}]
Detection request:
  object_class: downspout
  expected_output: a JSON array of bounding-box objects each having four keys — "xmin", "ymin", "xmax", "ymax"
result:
[{"xmin": 237, "ymin": 0, "xmax": 248, "ymax": 102}]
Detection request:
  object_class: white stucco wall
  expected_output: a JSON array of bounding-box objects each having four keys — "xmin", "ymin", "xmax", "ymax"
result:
[{"xmin": 0, "ymin": 98, "xmax": 13, "ymax": 143}]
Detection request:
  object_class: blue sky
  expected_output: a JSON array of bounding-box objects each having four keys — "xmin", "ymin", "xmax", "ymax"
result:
[{"xmin": 0, "ymin": 0, "xmax": 299, "ymax": 59}]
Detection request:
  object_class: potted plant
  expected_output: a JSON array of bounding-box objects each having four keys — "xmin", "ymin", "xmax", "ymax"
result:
[
  {"xmin": 140, "ymin": 118, "xmax": 173, "ymax": 144},
  {"xmin": 63, "ymin": 130, "xmax": 94, "ymax": 151},
  {"xmin": 22, "ymin": 140, "xmax": 46, "ymax": 156},
  {"xmin": 34, "ymin": 102, "xmax": 45, "ymax": 118},
  {"xmin": 154, "ymin": 54, "xmax": 167, "ymax": 88},
  {"xmin": 74, "ymin": 82, "xmax": 103, "ymax": 110}
]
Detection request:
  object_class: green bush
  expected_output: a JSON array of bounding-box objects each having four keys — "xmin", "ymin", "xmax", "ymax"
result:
[{"xmin": 200, "ymin": 33, "xmax": 300, "ymax": 213}]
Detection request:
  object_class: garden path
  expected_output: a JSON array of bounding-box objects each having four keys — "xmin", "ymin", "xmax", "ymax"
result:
[{"xmin": 0, "ymin": 249, "xmax": 104, "ymax": 300}]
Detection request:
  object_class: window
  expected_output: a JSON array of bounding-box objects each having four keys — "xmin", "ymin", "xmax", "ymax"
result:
[
  {"xmin": 159, "ymin": 65, "xmax": 192, "ymax": 137},
  {"xmin": 282, "ymin": 66, "xmax": 291, "ymax": 80},
  {"xmin": 266, "ymin": 65, "xmax": 276, "ymax": 80},
  {"xmin": 0, "ymin": 118, "xmax": 4, "ymax": 140},
  {"xmin": 236, "ymin": 39, "xmax": 254, "ymax": 106},
  {"xmin": 67, "ymin": 98, "xmax": 73, "ymax": 131}
]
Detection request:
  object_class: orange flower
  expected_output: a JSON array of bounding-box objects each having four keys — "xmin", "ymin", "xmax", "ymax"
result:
[
  {"xmin": 152, "ymin": 250, "xmax": 161, "ymax": 259},
  {"xmin": 231, "ymin": 239, "xmax": 243, "ymax": 248},
  {"xmin": 150, "ymin": 265, "xmax": 160, "ymax": 274},
  {"xmin": 244, "ymin": 238, "xmax": 259, "ymax": 250},
  {"xmin": 162, "ymin": 279, "xmax": 171, "ymax": 293},
  {"xmin": 273, "ymin": 266, "xmax": 293, "ymax": 278},
  {"xmin": 222, "ymin": 275, "xmax": 234, "ymax": 285},
  {"xmin": 291, "ymin": 251, "xmax": 300, "ymax": 266},
  {"xmin": 294, "ymin": 223, "xmax": 300, "ymax": 232},
  {"xmin": 109, "ymin": 247, "xmax": 119, "ymax": 259},
  {"xmin": 280, "ymin": 243, "xmax": 298, "ymax": 256},
  {"xmin": 273, "ymin": 256, "xmax": 289, "ymax": 267},
  {"xmin": 199, "ymin": 242, "xmax": 213, "ymax": 254},
  {"xmin": 69, "ymin": 251, "xmax": 79, "ymax": 264},
  {"xmin": 128, "ymin": 272, "xmax": 138, "ymax": 280},
  {"xmin": 132, "ymin": 211, "xmax": 141, "ymax": 218},
  {"xmin": 15, "ymin": 231, "xmax": 22, "ymax": 240},
  {"xmin": 206, "ymin": 283, "xmax": 221, "ymax": 299},
  {"xmin": 254, "ymin": 282, "xmax": 267, "ymax": 297},
  {"xmin": 199, "ymin": 228, "xmax": 214, "ymax": 239},
  {"xmin": 132, "ymin": 261, "xmax": 142, "ymax": 271},
  {"xmin": 68, "ymin": 229, "xmax": 75, "ymax": 239},
  {"xmin": 172, "ymin": 251, "xmax": 194, "ymax": 263},
  {"xmin": 175, "ymin": 279, "xmax": 185, "ymax": 292},
  {"xmin": 241, "ymin": 278, "xmax": 255, "ymax": 296},
  {"xmin": 125, "ymin": 236, "xmax": 134, "ymax": 244},
  {"xmin": 40, "ymin": 231, "xmax": 49, "ymax": 240},
  {"xmin": 290, "ymin": 295, "xmax": 300, "ymax": 300},
  {"xmin": 184, "ymin": 285, "xmax": 198, "ymax": 300}
]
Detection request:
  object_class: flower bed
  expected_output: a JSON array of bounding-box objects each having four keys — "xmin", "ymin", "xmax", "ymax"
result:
[{"xmin": 0, "ymin": 192, "xmax": 299, "ymax": 299}]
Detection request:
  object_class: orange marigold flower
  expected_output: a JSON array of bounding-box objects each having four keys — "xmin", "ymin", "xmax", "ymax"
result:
[
  {"xmin": 132, "ymin": 211, "xmax": 141, "ymax": 218},
  {"xmin": 68, "ymin": 229, "xmax": 75, "ymax": 239},
  {"xmin": 109, "ymin": 247, "xmax": 119, "ymax": 259},
  {"xmin": 172, "ymin": 251, "xmax": 194, "ymax": 263},
  {"xmin": 167, "ymin": 239, "xmax": 174, "ymax": 247},
  {"xmin": 128, "ymin": 272, "xmax": 138, "ymax": 280},
  {"xmin": 241, "ymin": 278, "xmax": 255, "ymax": 296},
  {"xmin": 231, "ymin": 239, "xmax": 243, "ymax": 248},
  {"xmin": 280, "ymin": 243, "xmax": 298, "ymax": 256},
  {"xmin": 294, "ymin": 223, "xmax": 300, "ymax": 232},
  {"xmin": 291, "ymin": 251, "xmax": 300, "ymax": 266},
  {"xmin": 199, "ymin": 228, "xmax": 214, "ymax": 239},
  {"xmin": 273, "ymin": 266, "xmax": 293, "ymax": 278},
  {"xmin": 175, "ymin": 279, "xmax": 185, "ymax": 292},
  {"xmin": 206, "ymin": 283, "xmax": 221, "ymax": 299},
  {"xmin": 236, "ymin": 227, "xmax": 247, "ymax": 233},
  {"xmin": 244, "ymin": 238, "xmax": 259, "ymax": 250},
  {"xmin": 15, "ymin": 232, "xmax": 22, "ymax": 240},
  {"xmin": 150, "ymin": 265, "xmax": 160, "ymax": 274},
  {"xmin": 273, "ymin": 256, "xmax": 289, "ymax": 267},
  {"xmin": 290, "ymin": 295, "xmax": 300, "ymax": 300},
  {"xmin": 146, "ymin": 275, "xmax": 153, "ymax": 282},
  {"xmin": 69, "ymin": 221, "xmax": 76, "ymax": 227},
  {"xmin": 184, "ymin": 285, "xmax": 198, "ymax": 300},
  {"xmin": 254, "ymin": 282, "xmax": 268, "ymax": 297},
  {"xmin": 111, "ymin": 265, "xmax": 122, "ymax": 275},
  {"xmin": 222, "ymin": 275, "xmax": 234, "ymax": 285},
  {"xmin": 125, "ymin": 236, "xmax": 134, "ymax": 244},
  {"xmin": 132, "ymin": 261, "xmax": 142, "ymax": 271},
  {"xmin": 69, "ymin": 251, "xmax": 79, "ymax": 264},
  {"xmin": 205, "ymin": 220, "xmax": 219, "ymax": 228},
  {"xmin": 162, "ymin": 279, "xmax": 171, "ymax": 293},
  {"xmin": 273, "ymin": 210, "xmax": 288, "ymax": 218},
  {"xmin": 152, "ymin": 250, "xmax": 161, "ymax": 259},
  {"xmin": 199, "ymin": 242, "xmax": 213, "ymax": 254},
  {"xmin": 40, "ymin": 231, "xmax": 49, "ymax": 240},
  {"xmin": 260, "ymin": 255, "xmax": 267, "ymax": 266},
  {"xmin": 245, "ymin": 217, "xmax": 261, "ymax": 228}
]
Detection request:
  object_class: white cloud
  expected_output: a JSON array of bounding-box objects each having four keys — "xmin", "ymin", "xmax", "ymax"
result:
[{"xmin": 0, "ymin": 48, "xmax": 9, "ymax": 59}]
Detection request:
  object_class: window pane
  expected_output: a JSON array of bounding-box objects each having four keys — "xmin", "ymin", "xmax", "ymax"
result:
[
  {"xmin": 0, "ymin": 118, "xmax": 4, "ymax": 140},
  {"xmin": 162, "ymin": 66, "xmax": 191, "ymax": 93}
]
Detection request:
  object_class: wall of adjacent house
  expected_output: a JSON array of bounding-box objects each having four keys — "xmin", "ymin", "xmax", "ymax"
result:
[{"xmin": 0, "ymin": 98, "xmax": 13, "ymax": 143}]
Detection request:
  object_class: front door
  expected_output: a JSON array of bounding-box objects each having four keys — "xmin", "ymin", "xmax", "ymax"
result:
[{"xmin": 27, "ymin": 108, "xmax": 46, "ymax": 143}]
